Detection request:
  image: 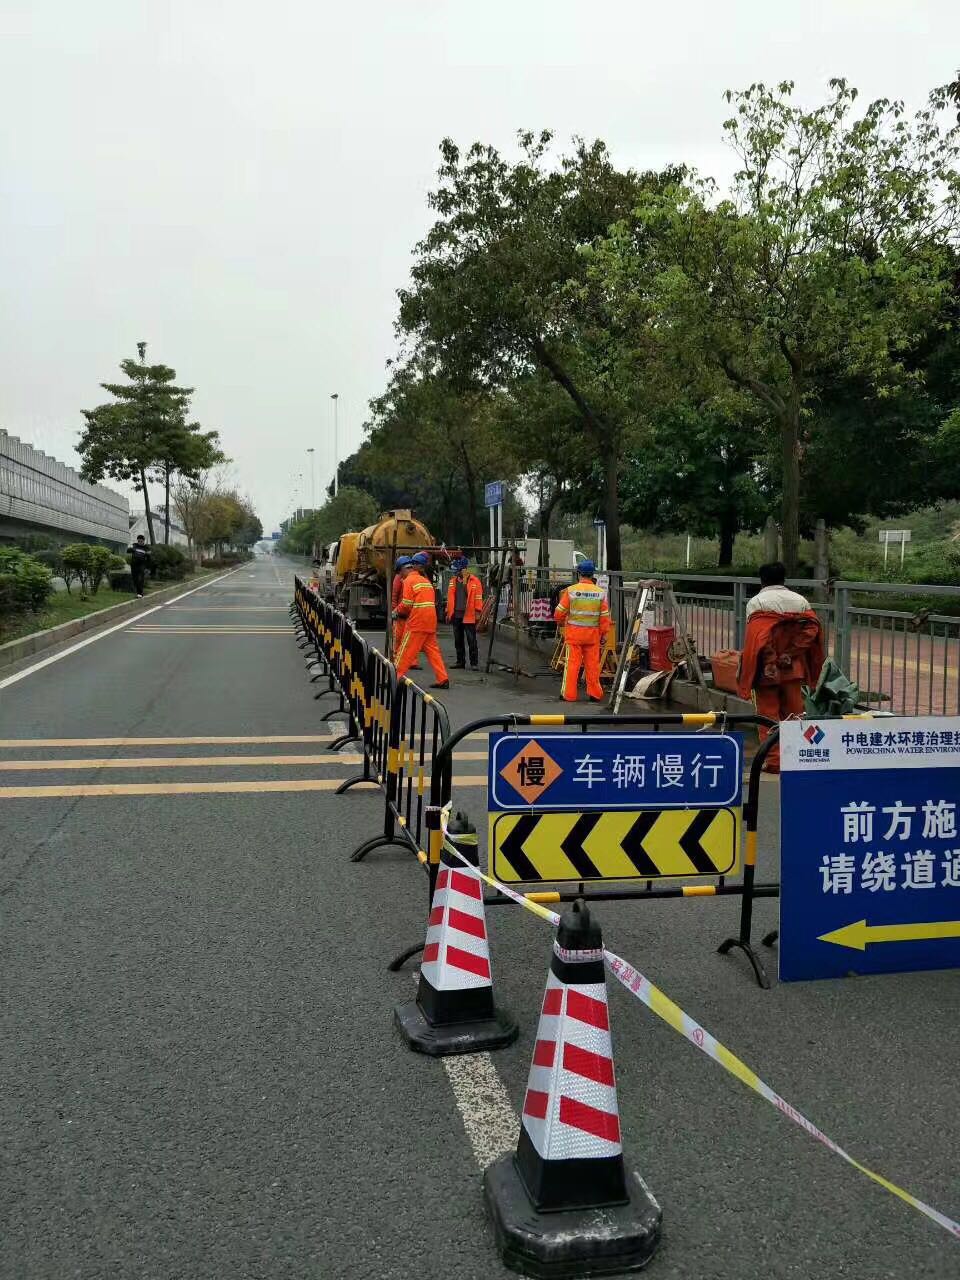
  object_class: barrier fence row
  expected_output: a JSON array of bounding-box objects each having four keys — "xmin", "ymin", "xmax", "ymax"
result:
[
  {"xmin": 292, "ymin": 577, "xmax": 449, "ymax": 883},
  {"xmin": 293, "ymin": 576, "xmax": 781, "ymax": 985}
]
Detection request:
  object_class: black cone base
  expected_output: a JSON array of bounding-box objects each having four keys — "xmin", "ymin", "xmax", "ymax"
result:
[
  {"xmin": 483, "ymin": 1155, "xmax": 662, "ymax": 1278},
  {"xmin": 394, "ymin": 999, "xmax": 518, "ymax": 1057}
]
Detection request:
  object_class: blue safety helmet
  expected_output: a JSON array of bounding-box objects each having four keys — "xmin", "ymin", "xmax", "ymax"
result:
[
  {"xmin": 453, "ymin": 556, "xmax": 469, "ymax": 571},
  {"xmin": 578, "ymin": 559, "xmax": 595, "ymax": 577},
  {"xmin": 412, "ymin": 552, "xmax": 430, "ymax": 566},
  {"xmin": 395, "ymin": 555, "xmax": 412, "ymax": 569}
]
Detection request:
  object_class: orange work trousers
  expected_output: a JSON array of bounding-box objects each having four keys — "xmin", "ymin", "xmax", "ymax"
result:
[
  {"xmin": 393, "ymin": 619, "xmax": 421, "ymax": 669},
  {"xmin": 396, "ymin": 628, "xmax": 448, "ymax": 684},
  {"xmin": 754, "ymin": 681, "xmax": 805, "ymax": 772},
  {"xmin": 561, "ymin": 630, "xmax": 603, "ymax": 701}
]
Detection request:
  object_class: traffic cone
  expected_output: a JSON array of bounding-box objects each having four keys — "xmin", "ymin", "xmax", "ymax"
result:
[
  {"xmin": 395, "ymin": 811, "xmax": 518, "ymax": 1056},
  {"xmin": 484, "ymin": 901, "xmax": 661, "ymax": 1277}
]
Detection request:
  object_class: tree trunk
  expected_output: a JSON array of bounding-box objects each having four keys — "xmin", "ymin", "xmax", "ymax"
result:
[
  {"xmin": 780, "ymin": 399, "xmax": 801, "ymax": 574},
  {"xmin": 762, "ymin": 516, "xmax": 780, "ymax": 563},
  {"xmin": 164, "ymin": 465, "xmax": 171, "ymax": 545},
  {"xmin": 603, "ymin": 450, "xmax": 623, "ymax": 571},
  {"xmin": 718, "ymin": 509, "xmax": 737, "ymax": 568},
  {"xmin": 140, "ymin": 469, "xmax": 156, "ymax": 545}
]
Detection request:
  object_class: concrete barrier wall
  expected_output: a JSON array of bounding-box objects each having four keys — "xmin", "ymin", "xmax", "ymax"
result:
[{"xmin": 0, "ymin": 430, "xmax": 130, "ymax": 547}]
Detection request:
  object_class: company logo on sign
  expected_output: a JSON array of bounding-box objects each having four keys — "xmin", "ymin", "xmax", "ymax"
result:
[{"xmin": 803, "ymin": 724, "xmax": 825, "ymax": 745}]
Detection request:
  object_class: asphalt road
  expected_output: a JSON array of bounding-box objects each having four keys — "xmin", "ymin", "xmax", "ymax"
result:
[{"xmin": 1, "ymin": 556, "xmax": 957, "ymax": 1279}]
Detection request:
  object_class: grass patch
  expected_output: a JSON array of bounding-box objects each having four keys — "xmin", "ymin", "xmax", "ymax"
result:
[{"xmin": 0, "ymin": 574, "xmax": 204, "ymax": 646}]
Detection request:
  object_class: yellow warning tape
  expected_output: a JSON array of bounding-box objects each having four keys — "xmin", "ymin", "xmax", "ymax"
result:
[{"xmin": 438, "ymin": 806, "xmax": 960, "ymax": 1242}]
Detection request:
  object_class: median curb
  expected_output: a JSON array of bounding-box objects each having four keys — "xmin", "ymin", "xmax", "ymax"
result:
[{"xmin": 0, "ymin": 571, "xmax": 228, "ymax": 671}]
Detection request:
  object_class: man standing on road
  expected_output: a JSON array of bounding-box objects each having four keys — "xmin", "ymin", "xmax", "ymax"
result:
[
  {"xmin": 393, "ymin": 552, "xmax": 450, "ymax": 688},
  {"xmin": 446, "ymin": 556, "xmax": 483, "ymax": 670},
  {"xmin": 127, "ymin": 534, "xmax": 151, "ymax": 599},
  {"xmin": 737, "ymin": 562, "xmax": 825, "ymax": 771},
  {"xmin": 554, "ymin": 559, "xmax": 610, "ymax": 702}
]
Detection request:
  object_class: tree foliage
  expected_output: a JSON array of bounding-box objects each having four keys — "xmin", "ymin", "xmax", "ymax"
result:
[
  {"xmin": 590, "ymin": 79, "xmax": 960, "ymax": 568},
  {"xmin": 78, "ymin": 343, "xmax": 224, "ymax": 545}
]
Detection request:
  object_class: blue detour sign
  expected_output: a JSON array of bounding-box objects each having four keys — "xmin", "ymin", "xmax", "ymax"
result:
[
  {"xmin": 779, "ymin": 717, "xmax": 960, "ymax": 981},
  {"xmin": 488, "ymin": 732, "xmax": 743, "ymax": 884}
]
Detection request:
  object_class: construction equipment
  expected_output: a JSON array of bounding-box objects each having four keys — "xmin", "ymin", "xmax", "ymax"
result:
[
  {"xmin": 325, "ymin": 510, "xmax": 436, "ymax": 622},
  {"xmin": 609, "ymin": 580, "xmax": 707, "ymax": 713}
]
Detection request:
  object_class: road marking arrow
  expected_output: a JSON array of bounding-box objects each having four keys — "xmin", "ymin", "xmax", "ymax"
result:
[{"xmin": 818, "ymin": 919, "xmax": 960, "ymax": 951}]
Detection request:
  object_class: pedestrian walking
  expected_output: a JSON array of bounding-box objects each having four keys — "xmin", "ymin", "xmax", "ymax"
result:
[
  {"xmin": 393, "ymin": 552, "xmax": 450, "ymax": 688},
  {"xmin": 737, "ymin": 562, "xmax": 825, "ymax": 772},
  {"xmin": 446, "ymin": 556, "xmax": 483, "ymax": 670},
  {"xmin": 127, "ymin": 534, "xmax": 151, "ymax": 598},
  {"xmin": 554, "ymin": 560, "xmax": 610, "ymax": 702}
]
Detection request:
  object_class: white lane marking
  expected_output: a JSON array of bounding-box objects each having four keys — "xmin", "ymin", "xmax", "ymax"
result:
[
  {"xmin": 0, "ymin": 568, "xmax": 242, "ymax": 692},
  {"xmin": 441, "ymin": 1053, "xmax": 520, "ymax": 1169}
]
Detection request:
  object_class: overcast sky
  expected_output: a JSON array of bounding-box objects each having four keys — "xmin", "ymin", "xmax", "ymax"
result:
[{"xmin": 2, "ymin": 1, "xmax": 958, "ymax": 531}]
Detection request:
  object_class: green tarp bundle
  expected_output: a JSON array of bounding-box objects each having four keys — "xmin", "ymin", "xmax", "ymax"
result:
[{"xmin": 803, "ymin": 658, "xmax": 861, "ymax": 717}]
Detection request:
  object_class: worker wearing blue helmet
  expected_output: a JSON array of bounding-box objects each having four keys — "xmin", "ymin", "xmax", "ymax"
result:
[
  {"xmin": 554, "ymin": 559, "xmax": 610, "ymax": 701},
  {"xmin": 392, "ymin": 556, "xmax": 419, "ymax": 667}
]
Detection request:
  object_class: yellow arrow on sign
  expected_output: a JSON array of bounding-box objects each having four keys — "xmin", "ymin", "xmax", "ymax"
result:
[{"xmin": 818, "ymin": 919, "xmax": 960, "ymax": 951}]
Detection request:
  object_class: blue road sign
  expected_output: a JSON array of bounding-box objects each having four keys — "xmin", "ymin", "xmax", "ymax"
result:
[
  {"xmin": 488, "ymin": 731, "xmax": 742, "ymax": 812},
  {"xmin": 484, "ymin": 481, "xmax": 505, "ymax": 508},
  {"xmin": 779, "ymin": 717, "xmax": 960, "ymax": 982}
]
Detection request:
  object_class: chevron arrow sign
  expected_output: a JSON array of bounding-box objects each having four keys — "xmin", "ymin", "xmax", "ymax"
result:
[{"xmin": 490, "ymin": 807, "xmax": 740, "ymax": 883}]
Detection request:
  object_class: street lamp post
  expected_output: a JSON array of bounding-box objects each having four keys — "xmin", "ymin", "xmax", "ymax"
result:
[
  {"xmin": 330, "ymin": 393, "xmax": 339, "ymax": 496},
  {"xmin": 306, "ymin": 447, "xmax": 316, "ymax": 510}
]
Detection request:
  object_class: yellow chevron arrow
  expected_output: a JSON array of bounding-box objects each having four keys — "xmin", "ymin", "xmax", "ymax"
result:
[{"xmin": 818, "ymin": 919, "xmax": 960, "ymax": 951}]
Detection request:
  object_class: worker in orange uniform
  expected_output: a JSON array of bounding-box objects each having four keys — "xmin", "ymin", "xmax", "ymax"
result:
[
  {"xmin": 393, "ymin": 552, "xmax": 450, "ymax": 688},
  {"xmin": 445, "ymin": 556, "xmax": 483, "ymax": 669},
  {"xmin": 554, "ymin": 560, "xmax": 610, "ymax": 702},
  {"xmin": 736, "ymin": 562, "xmax": 825, "ymax": 772},
  {"xmin": 391, "ymin": 556, "xmax": 420, "ymax": 669}
]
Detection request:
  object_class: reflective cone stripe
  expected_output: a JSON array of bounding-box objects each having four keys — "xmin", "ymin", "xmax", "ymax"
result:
[
  {"xmin": 521, "ymin": 963, "xmax": 623, "ymax": 1160},
  {"xmin": 420, "ymin": 860, "xmax": 494, "ymax": 992}
]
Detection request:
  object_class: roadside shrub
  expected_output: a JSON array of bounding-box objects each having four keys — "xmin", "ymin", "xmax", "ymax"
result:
[
  {"xmin": 87, "ymin": 545, "xmax": 113, "ymax": 595},
  {"xmin": 61, "ymin": 544, "xmax": 94, "ymax": 594},
  {"xmin": 150, "ymin": 544, "xmax": 189, "ymax": 581},
  {"xmin": 200, "ymin": 553, "xmax": 248, "ymax": 568},
  {"xmin": 0, "ymin": 547, "xmax": 54, "ymax": 614},
  {"xmin": 109, "ymin": 569, "xmax": 135, "ymax": 593}
]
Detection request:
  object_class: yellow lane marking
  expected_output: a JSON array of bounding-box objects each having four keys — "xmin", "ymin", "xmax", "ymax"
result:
[
  {"xmin": 0, "ymin": 736, "xmax": 333, "ymax": 747},
  {"xmin": 0, "ymin": 754, "xmax": 363, "ymax": 771},
  {"xmin": 0, "ymin": 774, "xmax": 488, "ymax": 798}
]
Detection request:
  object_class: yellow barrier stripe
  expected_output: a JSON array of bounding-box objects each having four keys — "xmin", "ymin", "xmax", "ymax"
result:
[
  {"xmin": 530, "ymin": 714, "xmax": 565, "ymax": 725},
  {"xmin": 525, "ymin": 891, "xmax": 561, "ymax": 903},
  {"xmin": 387, "ymin": 748, "xmax": 400, "ymax": 772},
  {"xmin": 682, "ymin": 885, "xmax": 716, "ymax": 896},
  {"xmin": 745, "ymin": 829, "xmax": 758, "ymax": 868},
  {"xmin": 437, "ymin": 807, "xmax": 960, "ymax": 1242},
  {"xmin": 682, "ymin": 712, "xmax": 717, "ymax": 725}
]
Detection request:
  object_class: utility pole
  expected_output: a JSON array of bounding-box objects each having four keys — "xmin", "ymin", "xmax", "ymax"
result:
[{"xmin": 330, "ymin": 393, "xmax": 339, "ymax": 496}]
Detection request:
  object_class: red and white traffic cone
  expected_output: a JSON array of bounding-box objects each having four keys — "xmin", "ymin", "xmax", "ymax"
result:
[
  {"xmin": 395, "ymin": 811, "xmax": 518, "ymax": 1056},
  {"xmin": 484, "ymin": 900, "xmax": 661, "ymax": 1277}
]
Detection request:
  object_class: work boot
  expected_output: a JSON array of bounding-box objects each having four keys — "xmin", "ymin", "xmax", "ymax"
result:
[{"xmin": 431, "ymin": 681, "xmax": 450, "ymax": 690}]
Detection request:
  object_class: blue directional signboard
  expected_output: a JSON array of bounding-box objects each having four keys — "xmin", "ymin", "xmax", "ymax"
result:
[
  {"xmin": 484, "ymin": 480, "xmax": 505, "ymax": 509},
  {"xmin": 780, "ymin": 717, "xmax": 960, "ymax": 981},
  {"xmin": 488, "ymin": 731, "xmax": 742, "ymax": 883}
]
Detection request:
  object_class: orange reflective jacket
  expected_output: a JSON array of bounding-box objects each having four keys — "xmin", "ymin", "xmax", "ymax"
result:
[
  {"xmin": 554, "ymin": 580, "xmax": 611, "ymax": 634},
  {"xmin": 445, "ymin": 572, "xmax": 483, "ymax": 624},
  {"xmin": 397, "ymin": 570, "xmax": 438, "ymax": 632},
  {"xmin": 737, "ymin": 610, "xmax": 825, "ymax": 699}
]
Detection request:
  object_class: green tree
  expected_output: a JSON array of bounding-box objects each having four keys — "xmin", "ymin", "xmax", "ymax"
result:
[
  {"xmin": 78, "ymin": 342, "xmax": 198, "ymax": 545},
  {"xmin": 398, "ymin": 133, "xmax": 675, "ymax": 569},
  {"xmin": 312, "ymin": 487, "xmax": 379, "ymax": 546},
  {"xmin": 601, "ymin": 80, "xmax": 960, "ymax": 571}
]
